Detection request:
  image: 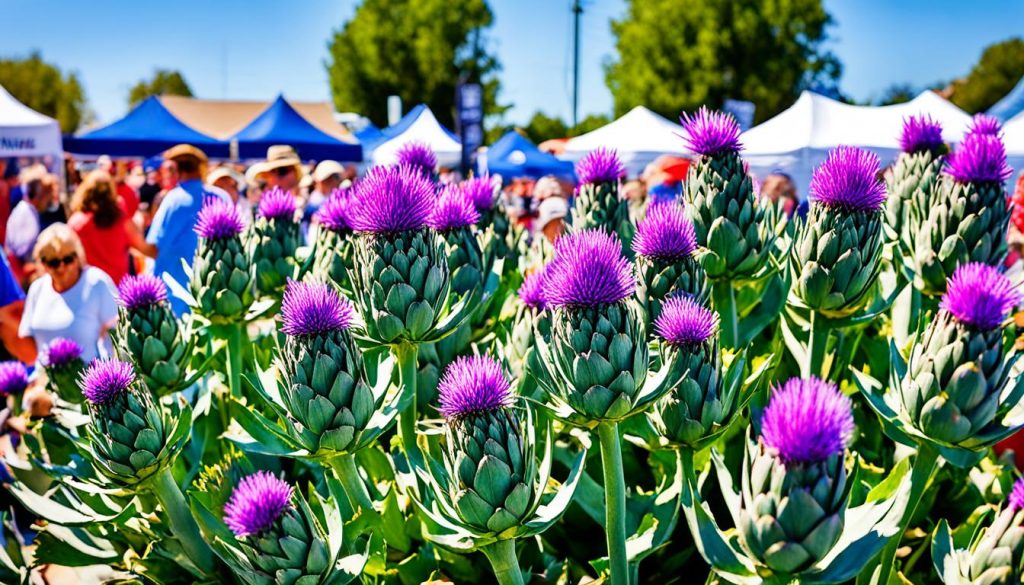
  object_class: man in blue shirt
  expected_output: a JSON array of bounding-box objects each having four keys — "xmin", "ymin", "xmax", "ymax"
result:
[{"xmin": 147, "ymin": 144, "xmax": 228, "ymax": 315}]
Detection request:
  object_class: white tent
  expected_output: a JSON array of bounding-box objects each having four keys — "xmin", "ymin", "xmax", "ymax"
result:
[
  {"xmin": 0, "ymin": 84, "xmax": 62, "ymax": 159},
  {"xmin": 368, "ymin": 104, "xmax": 462, "ymax": 168},
  {"xmin": 1001, "ymin": 111, "xmax": 1024, "ymax": 182},
  {"xmin": 741, "ymin": 90, "xmax": 972, "ymax": 193},
  {"xmin": 560, "ymin": 106, "xmax": 688, "ymax": 176}
]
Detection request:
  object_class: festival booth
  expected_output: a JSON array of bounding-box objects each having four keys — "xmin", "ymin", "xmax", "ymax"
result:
[
  {"xmin": 559, "ymin": 106, "xmax": 689, "ymax": 177},
  {"xmin": 999, "ymin": 110, "xmax": 1024, "ymax": 180},
  {"xmin": 988, "ymin": 75, "xmax": 1024, "ymax": 123},
  {"xmin": 227, "ymin": 96, "xmax": 361, "ymax": 161},
  {"xmin": 0, "ymin": 84, "xmax": 63, "ymax": 160},
  {"xmin": 369, "ymin": 105, "xmax": 462, "ymax": 168},
  {"xmin": 482, "ymin": 131, "xmax": 575, "ymax": 179},
  {"xmin": 740, "ymin": 90, "xmax": 973, "ymax": 193}
]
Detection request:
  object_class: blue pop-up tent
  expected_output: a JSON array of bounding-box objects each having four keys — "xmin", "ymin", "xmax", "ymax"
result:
[
  {"xmin": 63, "ymin": 96, "xmax": 229, "ymax": 157},
  {"xmin": 229, "ymin": 95, "xmax": 362, "ymax": 161},
  {"xmin": 483, "ymin": 131, "xmax": 575, "ymax": 179}
]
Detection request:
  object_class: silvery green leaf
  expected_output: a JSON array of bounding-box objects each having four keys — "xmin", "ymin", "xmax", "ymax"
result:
[
  {"xmin": 522, "ymin": 447, "xmax": 586, "ymax": 536},
  {"xmin": 626, "ymin": 450, "xmax": 683, "ymax": 564},
  {"xmin": 166, "ymin": 265, "xmax": 198, "ymax": 307}
]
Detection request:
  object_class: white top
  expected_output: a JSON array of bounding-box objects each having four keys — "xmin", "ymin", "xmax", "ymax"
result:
[
  {"xmin": 19, "ymin": 266, "xmax": 119, "ymax": 362},
  {"xmin": 5, "ymin": 200, "xmax": 40, "ymax": 262}
]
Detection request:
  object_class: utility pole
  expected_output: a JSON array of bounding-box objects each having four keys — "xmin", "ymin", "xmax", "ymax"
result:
[{"xmin": 572, "ymin": 0, "xmax": 583, "ymax": 132}]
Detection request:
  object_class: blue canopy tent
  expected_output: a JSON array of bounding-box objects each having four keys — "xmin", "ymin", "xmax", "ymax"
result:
[
  {"xmin": 230, "ymin": 95, "xmax": 362, "ymax": 161},
  {"xmin": 63, "ymin": 96, "xmax": 229, "ymax": 157},
  {"xmin": 483, "ymin": 131, "xmax": 575, "ymax": 179},
  {"xmin": 988, "ymin": 75, "xmax": 1024, "ymax": 122},
  {"xmin": 354, "ymin": 122, "xmax": 385, "ymax": 150}
]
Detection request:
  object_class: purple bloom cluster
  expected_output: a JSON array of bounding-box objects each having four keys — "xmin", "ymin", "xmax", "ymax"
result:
[
  {"xmin": 899, "ymin": 115, "xmax": 944, "ymax": 154},
  {"xmin": 760, "ymin": 377, "xmax": 854, "ymax": 464},
  {"xmin": 945, "ymin": 132, "xmax": 1012, "ymax": 184},
  {"xmin": 542, "ymin": 229, "xmax": 635, "ymax": 308},
  {"xmin": 968, "ymin": 114, "xmax": 1002, "ymax": 137},
  {"xmin": 462, "ymin": 175, "xmax": 496, "ymax": 211},
  {"xmin": 437, "ymin": 355, "xmax": 512, "ymax": 419},
  {"xmin": 0, "ymin": 362, "xmax": 28, "ymax": 397},
  {"xmin": 43, "ymin": 338, "xmax": 83, "ymax": 368},
  {"xmin": 427, "ymin": 185, "xmax": 480, "ymax": 231},
  {"xmin": 518, "ymin": 269, "xmax": 547, "ymax": 311},
  {"xmin": 349, "ymin": 165, "xmax": 435, "ymax": 234},
  {"xmin": 117, "ymin": 274, "xmax": 167, "ymax": 310},
  {"xmin": 940, "ymin": 263, "xmax": 1020, "ymax": 331},
  {"xmin": 395, "ymin": 142, "xmax": 437, "ymax": 177},
  {"xmin": 280, "ymin": 280, "xmax": 355, "ymax": 336},
  {"xmin": 679, "ymin": 107, "xmax": 743, "ymax": 156},
  {"xmin": 654, "ymin": 296, "xmax": 717, "ymax": 346},
  {"xmin": 631, "ymin": 203, "xmax": 697, "ymax": 260},
  {"xmin": 81, "ymin": 360, "xmax": 135, "ymax": 405},
  {"xmin": 257, "ymin": 187, "xmax": 298, "ymax": 222},
  {"xmin": 195, "ymin": 197, "xmax": 245, "ymax": 240},
  {"xmin": 576, "ymin": 148, "xmax": 626, "ymax": 186},
  {"xmin": 223, "ymin": 471, "xmax": 294, "ymax": 538},
  {"xmin": 1010, "ymin": 477, "xmax": 1024, "ymax": 510},
  {"xmin": 809, "ymin": 146, "xmax": 886, "ymax": 213},
  {"xmin": 315, "ymin": 188, "xmax": 354, "ymax": 232}
]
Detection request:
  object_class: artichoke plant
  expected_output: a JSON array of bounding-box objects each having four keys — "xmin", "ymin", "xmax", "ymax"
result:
[
  {"xmin": 632, "ymin": 202, "xmax": 709, "ymax": 325},
  {"xmin": 885, "ymin": 115, "xmax": 947, "ymax": 252},
  {"xmin": 189, "ymin": 196, "xmax": 255, "ymax": 324},
  {"xmin": 463, "ymin": 174, "xmax": 511, "ymax": 253},
  {"xmin": 396, "ymin": 140, "xmax": 438, "ymax": 180},
  {"xmin": 250, "ymin": 187, "xmax": 303, "ymax": 299},
  {"xmin": 500, "ymin": 269, "xmax": 549, "ymax": 397},
  {"xmin": 312, "ymin": 188, "xmax": 355, "ymax": 293},
  {"xmin": 570, "ymin": 148, "xmax": 632, "ymax": 253},
  {"xmin": 40, "ymin": 338, "xmax": 85, "ymax": 403}
]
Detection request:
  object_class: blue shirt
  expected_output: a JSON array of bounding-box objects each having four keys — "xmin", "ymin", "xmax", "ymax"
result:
[
  {"xmin": 147, "ymin": 179, "xmax": 227, "ymax": 315},
  {"xmin": 0, "ymin": 253, "xmax": 23, "ymax": 307}
]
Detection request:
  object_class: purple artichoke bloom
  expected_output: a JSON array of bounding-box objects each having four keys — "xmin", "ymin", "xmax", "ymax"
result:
[
  {"xmin": 899, "ymin": 115, "xmax": 944, "ymax": 154},
  {"xmin": 395, "ymin": 141, "xmax": 438, "ymax": 177},
  {"xmin": 43, "ymin": 338, "xmax": 83, "ymax": 368},
  {"xmin": 679, "ymin": 107, "xmax": 743, "ymax": 156},
  {"xmin": 0, "ymin": 362, "xmax": 28, "ymax": 397},
  {"xmin": 437, "ymin": 355, "xmax": 512, "ymax": 419},
  {"xmin": 223, "ymin": 471, "xmax": 294, "ymax": 538},
  {"xmin": 760, "ymin": 377, "xmax": 854, "ymax": 465},
  {"xmin": 195, "ymin": 197, "xmax": 245, "ymax": 240},
  {"xmin": 654, "ymin": 295, "xmax": 717, "ymax": 346},
  {"xmin": 542, "ymin": 229, "xmax": 635, "ymax": 308},
  {"xmin": 809, "ymin": 146, "xmax": 886, "ymax": 213},
  {"xmin": 576, "ymin": 148, "xmax": 626, "ymax": 185},
  {"xmin": 427, "ymin": 184, "xmax": 480, "ymax": 231},
  {"xmin": 945, "ymin": 132, "xmax": 1013, "ymax": 184},
  {"xmin": 117, "ymin": 274, "xmax": 167, "ymax": 310},
  {"xmin": 968, "ymin": 114, "xmax": 1002, "ymax": 137},
  {"xmin": 315, "ymin": 188, "xmax": 353, "ymax": 232},
  {"xmin": 939, "ymin": 262, "xmax": 1020, "ymax": 331},
  {"xmin": 518, "ymin": 269, "xmax": 547, "ymax": 311},
  {"xmin": 257, "ymin": 187, "xmax": 298, "ymax": 222},
  {"xmin": 631, "ymin": 203, "xmax": 697, "ymax": 260},
  {"xmin": 462, "ymin": 175, "xmax": 496, "ymax": 211},
  {"xmin": 280, "ymin": 280, "xmax": 355, "ymax": 336},
  {"xmin": 349, "ymin": 165, "xmax": 435, "ymax": 234},
  {"xmin": 80, "ymin": 360, "xmax": 135, "ymax": 405},
  {"xmin": 1010, "ymin": 477, "xmax": 1024, "ymax": 510}
]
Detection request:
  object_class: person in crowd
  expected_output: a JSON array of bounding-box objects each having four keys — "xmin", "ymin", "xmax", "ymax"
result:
[
  {"xmin": 18, "ymin": 224, "xmax": 118, "ymax": 363},
  {"xmin": 6, "ymin": 166, "xmax": 56, "ymax": 283},
  {"xmin": 152, "ymin": 157, "xmax": 180, "ymax": 213},
  {"xmin": 98, "ymin": 155, "xmax": 140, "ymax": 219},
  {"xmin": 207, "ymin": 166, "xmax": 252, "ymax": 222},
  {"xmin": 306, "ymin": 160, "xmax": 344, "ymax": 221},
  {"xmin": 536, "ymin": 196, "xmax": 568, "ymax": 244},
  {"xmin": 248, "ymin": 145, "xmax": 303, "ymax": 195},
  {"xmin": 759, "ymin": 171, "xmax": 799, "ymax": 217},
  {"xmin": 63, "ymin": 154, "xmax": 81, "ymax": 198},
  {"xmin": 0, "ymin": 252, "xmax": 33, "ymax": 364},
  {"xmin": 68, "ymin": 170, "xmax": 154, "ymax": 285},
  {"xmin": 5, "ymin": 161, "xmax": 22, "ymax": 208}
]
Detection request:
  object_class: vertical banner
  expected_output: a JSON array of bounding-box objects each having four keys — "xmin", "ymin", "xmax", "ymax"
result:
[{"xmin": 457, "ymin": 83, "xmax": 483, "ymax": 176}]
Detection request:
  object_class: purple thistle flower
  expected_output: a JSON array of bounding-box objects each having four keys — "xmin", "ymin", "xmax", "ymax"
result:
[
  {"xmin": 679, "ymin": 107, "xmax": 743, "ymax": 156},
  {"xmin": 315, "ymin": 188, "xmax": 353, "ymax": 232},
  {"xmin": 576, "ymin": 148, "xmax": 626, "ymax": 185},
  {"xmin": 223, "ymin": 471, "xmax": 294, "ymax": 538},
  {"xmin": 117, "ymin": 274, "xmax": 167, "ymax": 310},
  {"xmin": 427, "ymin": 184, "xmax": 480, "ymax": 231},
  {"xmin": 42, "ymin": 338, "xmax": 83, "ymax": 368},
  {"xmin": 542, "ymin": 229, "xmax": 635, "ymax": 308},
  {"xmin": 1010, "ymin": 477, "xmax": 1024, "ymax": 510},
  {"xmin": 968, "ymin": 114, "xmax": 1002, "ymax": 137},
  {"xmin": 462, "ymin": 175, "xmax": 496, "ymax": 211},
  {"xmin": 395, "ymin": 141, "xmax": 438, "ymax": 177},
  {"xmin": 809, "ymin": 146, "xmax": 886, "ymax": 213},
  {"xmin": 518, "ymin": 269, "xmax": 547, "ymax": 311},
  {"xmin": 945, "ymin": 132, "xmax": 1013, "ymax": 184},
  {"xmin": 195, "ymin": 197, "xmax": 245, "ymax": 240},
  {"xmin": 0, "ymin": 362, "xmax": 28, "ymax": 397},
  {"xmin": 280, "ymin": 280, "xmax": 355, "ymax": 336},
  {"xmin": 899, "ymin": 115, "xmax": 944, "ymax": 154},
  {"xmin": 257, "ymin": 187, "xmax": 298, "ymax": 222},
  {"xmin": 437, "ymin": 355, "xmax": 512, "ymax": 419},
  {"xmin": 80, "ymin": 360, "xmax": 135, "ymax": 405},
  {"xmin": 631, "ymin": 203, "xmax": 697, "ymax": 260},
  {"xmin": 940, "ymin": 263, "xmax": 1020, "ymax": 331},
  {"xmin": 349, "ymin": 165, "xmax": 435, "ymax": 234},
  {"xmin": 760, "ymin": 377, "xmax": 854, "ymax": 464},
  {"xmin": 654, "ymin": 295, "xmax": 717, "ymax": 346}
]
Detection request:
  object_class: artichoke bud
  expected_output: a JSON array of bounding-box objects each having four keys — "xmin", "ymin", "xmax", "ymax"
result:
[
  {"xmin": 312, "ymin": 188, "xmax": 356, "ymax": 293},
  {"xmin": 113, "ymin": 275, "xmax": 188, "ymax": 396},
  {"xmin": 571, "ymin": 149, "xmax": 632, "ymax": 253},
  {"xmin": 632, "ymin": 202, "xmax": 709, "ymax": 322},
  {"xmin": 886, "ymin": 115, "xmax": 947, "ymax": 249},
  {"xmin": 967, "ymin": 480, "xmax": 1024, "ymax": 583},
  {"xmin": 251, "ymin": 188, "xmax": 303, "ymax": 299},
  {"xmin": 190, "ymin": 197, "xmax": 255, "ymax": 324},
  {"xmin": 40, "ymin": 338, "xmax": 85, "ymax": 403}
]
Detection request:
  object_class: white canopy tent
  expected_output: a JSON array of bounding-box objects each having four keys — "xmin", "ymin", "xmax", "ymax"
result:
[
  {"xmin": 560, "ymin": 106, "xmax": 689, "ymax": 176},
  {"xmin": 368, "ymin": 104, "xmax": 462, "ymax": 168},
  {"xmin": 1000, "ymin": 111, "xmax": 1024, "ymax": 182},
  {"xmin": 0, "ymin": 84, "xmax": 62, "ymax": 159},
  {"xmin": 740, "ymin": 90, "xmax": 973, "ymax": 193}
]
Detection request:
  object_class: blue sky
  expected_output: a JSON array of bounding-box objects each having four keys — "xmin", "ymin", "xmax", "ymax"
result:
[{"xmin": 1, "ymin": 0, "xmax": 1022, "ymax": 126}]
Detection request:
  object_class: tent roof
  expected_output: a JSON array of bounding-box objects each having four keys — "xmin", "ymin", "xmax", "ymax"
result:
[
  {"xmin": 1000, "ymin": 109, "xmax": 1024, "ymax": 155},
  {"xmin": 370, "ymin": 105, "xmax": 461, "ymax": 166},
  {"xmin": 560, "ymin": 106, "xmax": 688, "ymax": 174},
  {"xmin": 987, "ymin": 75, "xmax": 1024, "ymax": 123},
  {"xmin": 0, "ymin": 84, "xmax": 62, "ymax": 158},
  {"xmin": 485, "ymin": 131, "xmax": 575, "ymax": 179},
  {"xmin": 159, "ymin": 95, "xmax": 356, "ymax": 142},
  {"xmin": 0, "ymin": 85, "xmax": 58, "ymax": 128},
  {"xmin": 228, "ymin": 95, "xmax": 361, "ymax": 161}
]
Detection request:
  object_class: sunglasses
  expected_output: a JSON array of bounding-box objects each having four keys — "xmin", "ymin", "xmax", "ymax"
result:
[
  {"xmin": 44, "ymin": 254, "xmax": 76, "ymax": 269},
  {"xmin": 274, "ymin": 166, "xmax": 294, "ymax": 177}
]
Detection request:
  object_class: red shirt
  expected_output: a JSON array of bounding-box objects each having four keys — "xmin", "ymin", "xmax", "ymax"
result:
[
  {"xmin": 68, "ymin": 209, "xmax": 131, "ymax": 285},
  {"xmin": 117, "ymin": 182, "xmax": 139, "ymax": 218}
]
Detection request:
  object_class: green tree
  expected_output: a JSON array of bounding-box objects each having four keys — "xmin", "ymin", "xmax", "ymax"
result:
[
  {"xmin": 325, "ymin": 0, "xmax": 507, "ymax": 132},
  {"xmin": 128, "ymin": 69, "xmax": 193, "ymax": 108},
  {"xmin": 606, "ymin": 0, "xmax": 840, "ymax": 124},
  {"xmin": 951, "ymin": 37, "xmax": 1024, "ymax": 114},
  {"xmin": 877, "ymin": 83, "xmax": 916, "ymax": 106},
  {"xmin": 0, "ymin": 51, "xmax": 86, "ymax": 133},
  {"xmin": 521, "ymin": 111, "xmax": 569, "ymax": 143},
  {"xmin": 573, "ymin": 113, "xmax": 611, "ymax": 136}
]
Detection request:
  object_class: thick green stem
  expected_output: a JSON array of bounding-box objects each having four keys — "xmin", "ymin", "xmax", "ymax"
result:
[
  {"xmin": 481, "ymin": 539, "xmax": 525, "ymax": 585},
  {"xmin": 329, "ymin": 453, "xmax": 374, "ymax": 514},
  {"xmin": 597, "ymin": 423, "xmax": 630, "ymax": 585},
  {"xmin": 151, "ymin": 467, "xmax": 215, "ymax": 574},
  {"xmin": 874, "ymin": 445, "xmax": 939, "ymax": 585},
  {"xmin": 395, "ymin": 342, "xmax": 421, "ymax": 465},
  {"xmin": 714, "ymin": 282, "xmax": 739, "ymax": 349},
  {"xmin": 225, "ymin": 322, "xmax": 244, "ymax": 399},
  {"xmin": 891, "ymin": 285, "xmax": 921, "ymax": 348},
  {"xmin": 805, "ymin": 310, "xmax": 829, "ymax": 379}
]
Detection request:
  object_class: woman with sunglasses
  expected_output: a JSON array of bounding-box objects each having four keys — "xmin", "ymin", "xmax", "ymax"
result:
[{"xmin": 17, "ymin": 224, "xmax": 118, "ymax": 363}]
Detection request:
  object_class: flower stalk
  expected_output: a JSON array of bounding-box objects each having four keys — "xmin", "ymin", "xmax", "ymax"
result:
[
  {"xmin": 329, "ymin": 453, "xmax": 374, "ymax": 514},
  {"xmin": 875, "ymin": 444, "xmax": 939, "ymax": 585},
  {"xmin": 598, "ymin": 422, "xmax": 629, "ymax": 585},
  {"xmin": 395, "ymin": 341, "xmax": 421, "ymax": 465},
  {"xmin": 481, "ymin": 539, "xmax": 525, "ymax": 585}
]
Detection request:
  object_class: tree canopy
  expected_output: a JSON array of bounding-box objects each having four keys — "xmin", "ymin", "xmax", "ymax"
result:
[
  {"xmin": 128, "ymin": 69, "xmax": 193, "ymax": 108},
  {"xmin": 605, "ymin": 0, "xmax": 840, "ymax": 124},
  {"xmin": 0, "ymin": 51, "xmax": 86, "ymax": 133},
  {"xmin": 951, "ymin": 37, "xmax": 1024, "ymax": 114}
]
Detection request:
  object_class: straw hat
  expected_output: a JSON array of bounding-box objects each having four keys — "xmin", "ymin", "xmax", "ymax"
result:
[
  {"xmin": 537, "ymin": 196, "xmax": 568, "ymax": 229},
  {"xmin": 313, "ymin": 160, "xmax": 345, "ymax": 183},
  {"xmin": 248, "ymin": 145, "xmax": 304, "ymax": 178},
  {"xmin": 207, "ymin": 166, "xmax": 246, "ymax": 189},
  {"xmin": 163, "ymin": 144, "xmax": 208, "ymax": 165}
]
